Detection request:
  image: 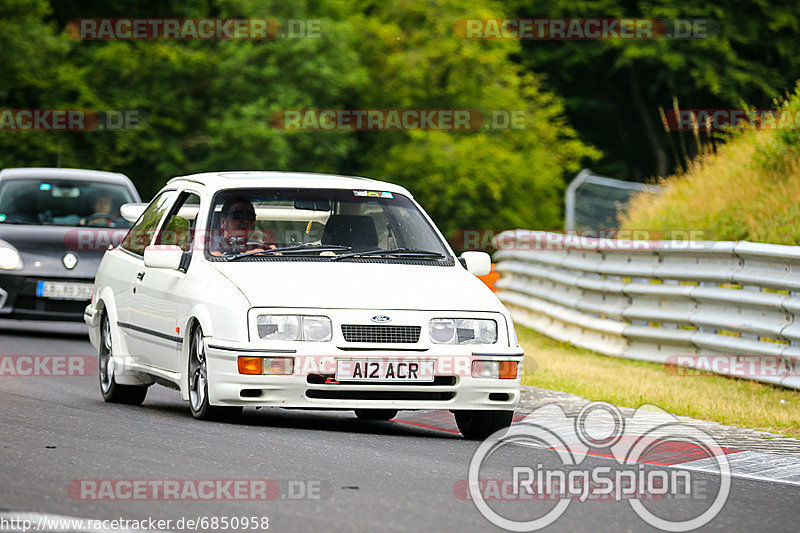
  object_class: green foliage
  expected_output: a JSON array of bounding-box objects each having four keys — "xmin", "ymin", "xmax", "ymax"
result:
[
  {"xmin": 620, "ymin": 82, "xmax": 800, "ymax": 245},
  {"xmin": 508, "ymin": 0, "xmax": 800, "ymax": 180},
  {"xmin": 347, "ymin": 0, "xmax": 598, "ymax": 233},
  {"xmin": 0, "ymin": 0, "xmax": 598, "ymax": 236},
  {"xmin": 752, "ymin": 82, "xmax": 800, "ymax": 174}
]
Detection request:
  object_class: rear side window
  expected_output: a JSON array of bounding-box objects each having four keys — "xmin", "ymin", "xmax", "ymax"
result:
[{"xmin": 120, "ymin": 191, "xmax": 176, "ymax": 256}]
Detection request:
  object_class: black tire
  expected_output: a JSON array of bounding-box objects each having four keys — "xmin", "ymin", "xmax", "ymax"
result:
[
  {"xmin": 188, "ymin": 325, "xmax": 242, "ymax": 421},
  {"xmin": 354, "ymin": 409, "xmax": 398, "ymax": 421},
  {"xmin": 454, "ymin": 410, "xmax": 514, "ymax": 440},
  {"xmin": 98, "ymin": 313, "xmax": 148, "ymax": 405}
]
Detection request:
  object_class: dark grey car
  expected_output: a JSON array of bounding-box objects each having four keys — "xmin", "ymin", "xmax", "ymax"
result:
[{"xmin": 0, "ymin": 168, "xmax": 140, "ymax": 321}]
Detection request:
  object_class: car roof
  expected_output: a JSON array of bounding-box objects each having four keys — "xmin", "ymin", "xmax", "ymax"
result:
[
  {"xmin": 0, "ymin": 167, "xmax": 141, "ymax": 201},
  {"xmin": 0, "ymin": 167, "xmax": 129, "ymax": 182},
  {"xmin": 166, "ymin": 171, "xmax": 414, "ymax": 197}
]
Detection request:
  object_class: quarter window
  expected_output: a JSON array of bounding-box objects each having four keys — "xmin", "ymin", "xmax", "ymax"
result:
[
  {"xmin": 120, "ymin": 191, "xmax": 176, "ymax": 256},
  {"xmin": 155, "ymin": 192, "xmax": 201, "ymax": 252}
]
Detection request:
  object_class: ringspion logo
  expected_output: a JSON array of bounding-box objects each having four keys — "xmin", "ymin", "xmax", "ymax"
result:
[{"xmin": 467, "ymin": 402, "xmax": 730, "ymax": 531}]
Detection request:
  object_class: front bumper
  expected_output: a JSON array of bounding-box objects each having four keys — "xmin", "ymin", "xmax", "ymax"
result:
[
  {"xmin": 205, "ymin": 343, "xmax": 523, "ymax": 411},
  {"xmin": 0, "ymin": 272, "xmax": 92, "ymax": 322}
]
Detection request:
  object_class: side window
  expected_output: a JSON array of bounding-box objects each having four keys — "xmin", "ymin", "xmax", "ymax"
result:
[
  {"xmin": 155, "ymin": 192, "xmax": 201, "ymax": 252},
  {"xmin": 120, "ymin": 191, "xmax": 176, "ymax": 256}
]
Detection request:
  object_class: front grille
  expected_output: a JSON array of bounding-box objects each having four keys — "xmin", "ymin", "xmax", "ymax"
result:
[
  {"xmin": 342, "ymin": 325, "xmax": 421, "ymax": 343},
  {"xmin": 14, "ymin": 295, "xmax": 88, "ymax": 315}
]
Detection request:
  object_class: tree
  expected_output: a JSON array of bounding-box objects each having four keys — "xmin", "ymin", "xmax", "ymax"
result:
[{"xmin": 509, "ymin": 0, "xmax": 800, "ymax": 180}]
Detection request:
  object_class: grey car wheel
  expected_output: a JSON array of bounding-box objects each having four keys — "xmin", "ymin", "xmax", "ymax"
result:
[
  {"xmin": 188, "ymin": 325, "xmax": 242, "ymax": 421},
  {"xmin": 99, "ymin": 313, "xmax": 148, "ymax": 405}
]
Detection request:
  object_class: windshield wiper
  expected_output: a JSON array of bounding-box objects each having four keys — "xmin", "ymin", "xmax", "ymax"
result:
[
  {"xmin": 224, "ymin": 244, "xmax": 352, "ymax": 261},
  {"xmin": 331, "ymin": 248, "xmax": 446, "ymax": 261}
]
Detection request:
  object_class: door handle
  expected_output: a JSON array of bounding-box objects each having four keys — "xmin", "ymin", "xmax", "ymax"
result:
[{"xmin": 136, "ymin": 271, "xmax": 145, "ymax": 281}]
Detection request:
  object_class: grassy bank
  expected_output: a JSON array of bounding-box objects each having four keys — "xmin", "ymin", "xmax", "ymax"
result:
[
  {"xmin": 620, "ymin": 82, "xmax": 800, "ymax": 244},
  {"xmin": 517, "ymin": 326, "xmax": 800, "ymax": 437}
]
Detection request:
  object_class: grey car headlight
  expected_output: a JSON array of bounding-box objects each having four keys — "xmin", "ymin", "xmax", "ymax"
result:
[
  {"xmin": 257, "ymin": 315, "xmax": 332, "ymax": 341},
  {"xmin": 0, "ymin": 240, "xmax": 22, "ymax": 270},
  {"xmin": 429, "ymin": 318, "xmax": 497, "ymax": 344}
]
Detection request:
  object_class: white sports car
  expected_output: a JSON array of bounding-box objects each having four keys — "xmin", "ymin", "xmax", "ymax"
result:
[{"xmin": 84, "ymin": 171, "xmax": 523, "ymax": 438}]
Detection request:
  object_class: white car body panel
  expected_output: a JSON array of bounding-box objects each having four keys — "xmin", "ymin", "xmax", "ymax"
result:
[
  {"xmin": 212, "ymin": 261, "xmax": 504, "ymax": 312},
  {"xmin": 86, "ymin": 171, "xmax": 523, "ymax": 414}
]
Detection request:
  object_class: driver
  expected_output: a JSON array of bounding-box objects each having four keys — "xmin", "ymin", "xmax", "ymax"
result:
[
  {"xmin": 212, "ymin": 196, "xmax": 275, "ymax": 253},
  {"xmin": 92, "ymin": 195, "xmax": 113, "ymax": 216},
  {"xmin": 81, "ymin": 193, "xmax": 118, "ymax": 226},
  {"xmin": 220, "ymin": 196, "xmax": 256, "ymax": 250}
]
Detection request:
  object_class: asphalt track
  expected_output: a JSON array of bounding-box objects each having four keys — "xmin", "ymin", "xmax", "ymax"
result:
[{"xmin": 0, "ymin": 319, "xmax": 798, "ymax": 532}]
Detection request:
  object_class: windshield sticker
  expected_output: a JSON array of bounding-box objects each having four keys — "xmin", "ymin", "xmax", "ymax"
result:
[
  {"xmin": 0, "ymin": 214, "xmax": 5, "ymax": 222},
  {"xmin": 39, "ymin": 183, "xmax": 51, "ymax": 191},
  {"xmin": 353, "ymin": 190, "xmax": 393, "ymax": 199}
]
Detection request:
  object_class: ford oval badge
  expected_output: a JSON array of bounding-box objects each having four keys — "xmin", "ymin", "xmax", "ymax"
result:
[{"xmin": 371, "ymin": 315, "xmax": 391, "ymax": 323}]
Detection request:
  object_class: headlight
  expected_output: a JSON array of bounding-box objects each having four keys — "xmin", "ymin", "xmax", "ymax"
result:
[
  {"xmin": 429, "ymin": 318, "xmax": 497, "ymax": 344},
  {"xmin": 257, "ymin": 315, "xmax": 332, "ymax": 341},
  {"xmin": 0, "ymin": 240, "xmax": 22, "ymax": 270}
]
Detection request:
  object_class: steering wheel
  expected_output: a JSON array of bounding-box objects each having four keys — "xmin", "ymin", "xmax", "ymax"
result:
[{"xmin": 84, "ymin": 213, "xmax": 116, "ymax": 226}]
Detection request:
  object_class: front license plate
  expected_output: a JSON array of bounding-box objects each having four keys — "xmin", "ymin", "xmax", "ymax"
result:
[
  {"xmin": 36, "ymin": 281, "xmax": 93, "ymax": 300},
  {"xmin": 335, "ymin": 360, "xmax": 435, "ymax": 382}
]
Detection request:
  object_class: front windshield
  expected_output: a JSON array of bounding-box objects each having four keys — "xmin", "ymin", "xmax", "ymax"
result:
[
  {"xmin": 0, "ymin": 178, "xmax": 135, "ymax": 227},
  {"xmin": 206, "ymin": 188, "xmax": 451, "ymax": 261}
]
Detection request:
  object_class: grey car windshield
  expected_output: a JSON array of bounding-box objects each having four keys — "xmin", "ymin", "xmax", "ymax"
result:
[
  {"xmin": 0, "ymin": 178, "xmax": 136, "ymax": 227},
  {"xmin": 206, "ymin": 188, "xmax": 451, "ymax": 260}
]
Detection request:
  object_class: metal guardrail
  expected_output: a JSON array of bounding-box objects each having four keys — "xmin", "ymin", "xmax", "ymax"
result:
[
  {"xmin": 565, "ymin": 169, "xmax": 660, "ymax": 230},
  {"xmin": 493, "ymin": 231, "xmax": 800, "ymax": 389}
]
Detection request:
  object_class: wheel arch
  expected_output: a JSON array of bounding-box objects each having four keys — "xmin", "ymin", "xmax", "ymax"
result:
[
  {"xmin": 179, "ymin": 310, "xmax": 210, "ymax": 401},
  {"xmin": 95, "ymin": 287, "xmax": 126, "ymax": 357}
]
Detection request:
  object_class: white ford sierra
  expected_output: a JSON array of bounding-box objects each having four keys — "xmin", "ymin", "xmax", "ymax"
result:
[{"xmin": 84, "ymin": 171, "xmax": 523, "ymax": 438}]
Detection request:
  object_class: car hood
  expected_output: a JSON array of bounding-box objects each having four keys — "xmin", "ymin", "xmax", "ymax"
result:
[
  {"xmin": 211, "ymin": 261, "xmax": 504, "ymax": 312},
  {"xmin": 0, "ymin": 224, "xmax": 128, "ymax": 278}
]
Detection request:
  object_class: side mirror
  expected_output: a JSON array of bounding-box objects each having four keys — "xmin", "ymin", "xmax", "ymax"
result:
[
  {"xmin": 120, "ymin": 203, "xmax": 148, "ymax": 223},
  {"xmin": 143, "ymin": 245, "xmax": 184, "ymax": 270},
  {"xmin": 460, "ymin": 251, "xmax": 491, "ymax": 276}
]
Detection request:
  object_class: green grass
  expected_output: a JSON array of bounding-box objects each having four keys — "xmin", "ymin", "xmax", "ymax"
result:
[
  {"xmin": 620, "ymin": 81, "xmax": 800, "ymax": 244},
  {"xmin": 518, "ymin": 326, "xmax": 800, "ymax": 437}
]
